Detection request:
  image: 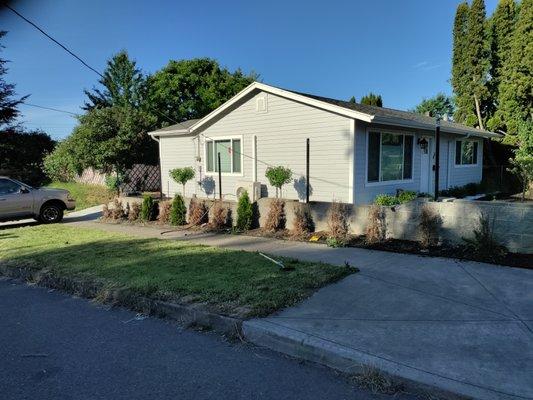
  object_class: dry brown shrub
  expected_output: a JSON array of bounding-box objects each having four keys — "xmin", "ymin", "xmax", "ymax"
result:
[
  {"xmin": 128, "ymin": 202, "xmax": 141, "ymax": 221},
  {"xmin": 419, "ymin": 204, "xmax": 442, "ymax": 248},
  {"xmin": 365, "ymin": 205, "xmax": 386, "ymax": 244},
  {"xmin": 157, "ymin": 200, "xmax": 172, "ymax": 225},
  {"xmin": 210, "ymin": 201, "xmax": 229, "ymax": 229},
  {"xmin": 327, "ymin": 201, "xmax": 349, "ymax": 244},
  {"xmin": 110, "ymin": 198, "xmax": 125, "ymax": 220},
  {"xmin": 291, "ymin": 203, "xmax": 313, "ymax": 237},
  {"xmin": 264, "ymin": 199, "xmax": 285, "ymax": 232},
  {"xmin": 102, "ymin": 204, "xmax": 111, "ymax": 220},
  {"xmin": 189, "ymin": 198, "xmax": 208, "ymax": 226}
]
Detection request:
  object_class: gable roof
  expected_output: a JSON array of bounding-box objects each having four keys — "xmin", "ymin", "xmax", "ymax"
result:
[
  {"xmin": 149, "ymin": 119, "xmax": 200, "ymax": 135},
  {"xmin": 148, "ymin": 82, "xmax": 500, "ymax": 138}
]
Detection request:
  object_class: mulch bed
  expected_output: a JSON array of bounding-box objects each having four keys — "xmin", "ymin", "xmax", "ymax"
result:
[{"xmin": 245, "ymin": 228, "xmax": 533, "ymax": 270}]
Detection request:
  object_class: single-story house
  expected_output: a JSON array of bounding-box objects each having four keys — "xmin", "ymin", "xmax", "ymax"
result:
[{"xmin": 148, "ymin": 82, "xmax": 500, "ymax": 204}]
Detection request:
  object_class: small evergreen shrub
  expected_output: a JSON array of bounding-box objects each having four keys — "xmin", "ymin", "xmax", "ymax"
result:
[
  {"xmin": 236, "ymin": 190, "xmax": 253, "ymax": 231},
  {"xmin": 157, "ymin": 200, "xmax": 172, "ymax": 225},
  {"xmin": 463, "ymin": 213, "xmax": 507, "ymax": 260},
  {"xmin": 140, "ymin": 195, "xmax": 155, "ymax": 222},
  {"xmin": 170, "ymin": 194, "xmax": 187, "ymax": 226},
  {"xmin": 326, "ymin": 201, "xmax": 349, "ymax": 247},
  {"xmin": 265, "ymin": 199, "xmax": 285, "ymax": 232},
  {"xmin": 365, "ymin": 205, "xmax": 386, "ymax": 244},
  {"xmin": 128, "ymin": 202, "xmax": 141, "ymax": 221},
  {"xmin": 210, "ymin": 200, "xmax": 229, "ymax": 229},
  {"xmin": 291, "ymin": 203, "xmax": 313, "ymax": 237},
  {"xmin": 189, "ymin": 198, "xmax": 208, "ymax": 226},
  {"xmin": 418, "ymin": 204, "xmax": 442, "ymax": 248},
  {"xmin": 265, "ymin": 166, "xmax": 293, "ymax": 197}
]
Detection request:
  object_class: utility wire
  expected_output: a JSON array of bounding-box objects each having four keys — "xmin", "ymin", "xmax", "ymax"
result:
[{"xmin": 21, "ymin": 102, "xmax": 80, "ymax": 116}]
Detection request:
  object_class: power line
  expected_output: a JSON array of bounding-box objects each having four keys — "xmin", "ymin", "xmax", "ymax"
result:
[
  {"xmin": 5, "ymin": 5, "xmax": 104, "ymax": 79},
  {"xmin": 21, "ymin": 103, "xmax": 80, "ymax": 116}
]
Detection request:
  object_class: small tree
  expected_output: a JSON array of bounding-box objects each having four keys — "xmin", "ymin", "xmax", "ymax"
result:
[
  {"xmin": 265, "ymin": 166, "xmax": 292, "ymax": 198},
  {"xmin": 170, "ymin": 194, "xmax": 187, "ymax": 225},
  {"xmin": 508, "ymin": 121, "xmax": 533, "ymax": 201},
  {"xmin": 170, "ymin": 167, "xmax": 195, "ymax": 196},
  {"xmin": 236, "ymin": 190, "xmax": 253, "ymax": 231}
]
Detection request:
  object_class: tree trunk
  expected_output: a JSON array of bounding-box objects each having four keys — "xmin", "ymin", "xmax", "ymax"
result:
[{"xmin": 473, "ymin": 94, "xmax": 484, "ymax": 130}]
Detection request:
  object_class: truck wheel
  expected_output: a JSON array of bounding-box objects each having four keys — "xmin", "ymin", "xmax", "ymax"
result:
[{"xmin": 39, "ymin": 203, "xmax": 64, "ymax": 224}]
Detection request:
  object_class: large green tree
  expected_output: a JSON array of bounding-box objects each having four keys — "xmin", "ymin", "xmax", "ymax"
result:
[
  {"xmin": 451, "ymin": 2, "xmax": 472, "ymax": 124},
  {"xmin": 466, "ymin": 0, "xmax": 491, "ymax": 130},
  {"xmin": 0, "ymin": 31, "xmax": 27, "ymax": 127},
  {"xmin": 413, "ymin": 93, "xmax": 455, "ymax": 118},
  {"xmin": 147, "ymin": 58, "xmax": 256, "ymax": 126},
  {"xmin": 498, "ymin": 0, "xmax": 533, "ymax": 144},
  {"xmin": 360, "ymin": 92, "xmax": 383, "ymax": 107}
]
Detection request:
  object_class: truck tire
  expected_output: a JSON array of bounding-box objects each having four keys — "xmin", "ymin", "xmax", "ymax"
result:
[{"xmin": 39, "ymin": 203, "xmax": 64, "ymax": 224}]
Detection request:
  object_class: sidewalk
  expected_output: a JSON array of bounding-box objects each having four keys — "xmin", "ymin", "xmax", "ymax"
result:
[{"xmin": 5, "ymin": 210, "xmax": 532, "ymax": 400}]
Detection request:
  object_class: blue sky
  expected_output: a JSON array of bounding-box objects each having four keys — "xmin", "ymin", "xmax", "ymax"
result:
[{"xmin": 2, "ymin": 0, "xmax": 499, "ymax": 140}]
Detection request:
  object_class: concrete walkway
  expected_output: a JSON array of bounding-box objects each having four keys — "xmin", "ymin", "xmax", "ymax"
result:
[{"xmin": 2, "ymin": 209, "xmax": 532, "ymax": 399}]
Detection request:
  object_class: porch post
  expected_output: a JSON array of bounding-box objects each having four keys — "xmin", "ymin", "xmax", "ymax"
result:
[{"xmin": 434, "ymin": 117, "xmax": 441, "ymax": 200}]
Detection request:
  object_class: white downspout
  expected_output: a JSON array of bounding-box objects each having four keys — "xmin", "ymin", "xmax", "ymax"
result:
[{"xmin": 252, "ymin": 135, "xmax": 257, "ymax": 182}]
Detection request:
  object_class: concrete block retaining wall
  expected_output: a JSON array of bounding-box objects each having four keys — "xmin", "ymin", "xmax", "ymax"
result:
[{"xmin": 118, "ymin": 196, "xmax": 533, "ymax": 254}]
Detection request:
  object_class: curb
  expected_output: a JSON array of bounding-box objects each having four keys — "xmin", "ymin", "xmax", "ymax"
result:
[
  {"xmin": 242, "ymin": 319, "xmax": 518, "ymax": 400},
  {"xmin": 0, "ymin": 264, "xmax": 242, "ymax": 337}
]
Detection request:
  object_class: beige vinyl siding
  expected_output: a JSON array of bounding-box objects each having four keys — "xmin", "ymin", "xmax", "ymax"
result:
[
  {"xmin": 195, "ymin": 92, "xmax": 353, "ymax": 202},
  {"xmin": 159, "ymin": 135, "xmax": 197, "ymax": 198}
]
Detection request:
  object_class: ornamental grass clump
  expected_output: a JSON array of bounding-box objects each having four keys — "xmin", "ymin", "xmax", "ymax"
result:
[
  {"xmin": 170, "ymin": 194, "xmax": 187, "ymax": 226},
  {"xmin": 110, "ymin": 198, "xmax": 125, "ymax": 220},
  {"xmin": 157, "ymin": 200, "xmax": 172, "ymax": 225},
  {"xmin": 463, "ymin": 213, "xmax": 507, "ymax": 261},
  {"xmin": 236, "ymin": 190, "xmax": 253, "ymax": 231},
  {"xmin": 210, "ymin": 200, "xmax": 230, "ymax": 230},
  {"xmin": 326, "ymin": 201, "xmax": 349, "ymax": 247},
  {"xmin": 128, "ymin": 202, "xmax": 141, "ymax": 221},
  {"xmin": 365, "ymin": 205, "xmax": 386, "ymax": 244},
  {"xmin": 291, "ymin": 203, "xmax": 313, "ymax": 238},
  {"xmin": 189, "ymin": 198, "xmax": 208, "ymax": 226},
  {"xmin": 264, "ymin": 199, "xmax": 285, "ymax": 232}
]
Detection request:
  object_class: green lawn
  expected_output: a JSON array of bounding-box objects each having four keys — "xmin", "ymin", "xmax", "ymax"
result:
[
  {"xmin": 0, "ymin": 225, "xmax": 353, "ymax": 317},
  {"xmin": 47, "ymin": 181, "xmax": 114, "ymax": 211}
]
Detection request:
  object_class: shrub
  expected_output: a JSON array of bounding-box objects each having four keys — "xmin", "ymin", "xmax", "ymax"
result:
[
  {"xmin": 463, "ymin": 213, "xmax": 507, "ymax": 260},
  {"xmin": 440, "ymin": 182, "xmax": 484, "ymax": 198},
  {"xmin": 102, "ymin": 204, "xmax": 111, "ymax": 220},
  {"xmin": 170, "ymin": 194, "xmax": 187, "ymax": 226},
  {"xmin": 418, "ymin": 205, "xmax": 442, "ymax": 248},
  {"xmin": 169, "ymin": 167, "xmax": 195, "ymax": 196},
  {"xmin": 140, "ymin": 195, "xmax": 155, "ymax": 222},
  {"xmin": 374, "ymin": 194, "xmax": 400, "ymax": 206},
  {"xmin": 264, "ymin": 199, "xmax": 285, "ymax": 232},
  {"xmin": 128, "ymin": 202, "xmax": 141, "ymax": 221},
  {"xmin": 236, "ymin": 190, "xmax": 253, "ymax": 231},
  {"xmin": 110, "ymin": 198, "xmax": 125, "ymax": 220},
  {"xmin": 292, "ymin": 203, "xmax": 313, "ymax": 237},
  {"xmin": 365, "ymin": 205, "xmax": 386, "ymax": 244},
  {"xmin": 157, "ymin": 200, "xmax": 172, "ymax": 225},
  {"xmin": 397, "ymin": 190, "xmax": 417, "ymax": 203},
  {"xmin": 265, "ymin": 166, "xmax": 292, "ymax": 198},
  {"xmin": 327, "ymin": 201, "xmax": 349, "ymax": 246},
  {"xmin": 210, "ymin": 200, "xmax": 229, "ymax": 229},
  {"xmin": 189, "ymin": 198, "xmax": 208, "ymax": 226}
]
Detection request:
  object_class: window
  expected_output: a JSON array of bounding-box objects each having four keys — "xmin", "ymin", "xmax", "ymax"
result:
[
  {"xmin": 0, "ymin": 179, "xmax": 21, "ymax": 195},
  {"xmin": 455, "ymin": 140, "xmax": 478, "ymax": 165},
  {"xmin": 206, "ymin": 138, "xmax": 242, "ymax": 173},
  {"xmin": 367, "ymin": 131, "xmax": 413, "ymax": 183}
]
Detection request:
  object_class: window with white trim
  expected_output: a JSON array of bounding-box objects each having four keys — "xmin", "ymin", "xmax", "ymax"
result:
[
  {"xmin": 206, "ymin": 138, "xmax": 242, "ymax": 173},
  {"xmin": 455, "ymin": 140, "xmax": 478, "ymax": 165},
  {"xmin": 367, "ymin": 131, "xmax": 413, "ymax": 183}
]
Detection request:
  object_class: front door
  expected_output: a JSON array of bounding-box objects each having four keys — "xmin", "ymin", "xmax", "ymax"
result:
[{"xmin": 419, "ymin": 137, "xmax": 434, "ymax": 195}]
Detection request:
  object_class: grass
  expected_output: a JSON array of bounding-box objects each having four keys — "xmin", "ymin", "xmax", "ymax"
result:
[
  {"xmin": 47, "ymin": 181, "xmax": 114, "ymax": 211},
  {"xmin": 0, "ymin": 225, "xmax": 353, "ymax": 317}
]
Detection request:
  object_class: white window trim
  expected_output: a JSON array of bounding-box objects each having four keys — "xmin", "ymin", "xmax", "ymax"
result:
[
  {"xmin": 454, "ymin": 139, "xmax": 479, "ymax": 168},
  {"xmin": 365, "ymin": 128, "xmax": 415, "ymax": 187},
  {"xmin": 204, "ymin": 135, "xmax": 244, "ymax": 177}
]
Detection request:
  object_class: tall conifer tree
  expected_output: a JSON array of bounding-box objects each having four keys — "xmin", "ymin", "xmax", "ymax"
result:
[{"xmin": 451, "ymin": 2, "xmax": 472, "ymax": 124}]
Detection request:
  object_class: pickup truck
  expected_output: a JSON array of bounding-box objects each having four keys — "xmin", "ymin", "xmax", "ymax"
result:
[{"xmin": 0, "ymin": 177, "xmax": 76, "ymax": 223}]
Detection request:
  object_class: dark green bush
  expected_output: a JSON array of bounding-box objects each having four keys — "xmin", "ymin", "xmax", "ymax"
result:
[
  {"xmin": 140, "ymin": 195, "xmax": 155, "ymax": 221},
  {"xmin": 397, "ymin": 190, "xmax": 417, "ymax": 203},
  {"xmin": 170, "ymin": 194, "xmax": 187, "ymax": 226},
  {"xmin": 440, "ymin": 182, "xmax": 484, "ymax": 198},
  {"xmin": 236, "ymin": 190, "xmax": 253, "ymax": 231}
]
